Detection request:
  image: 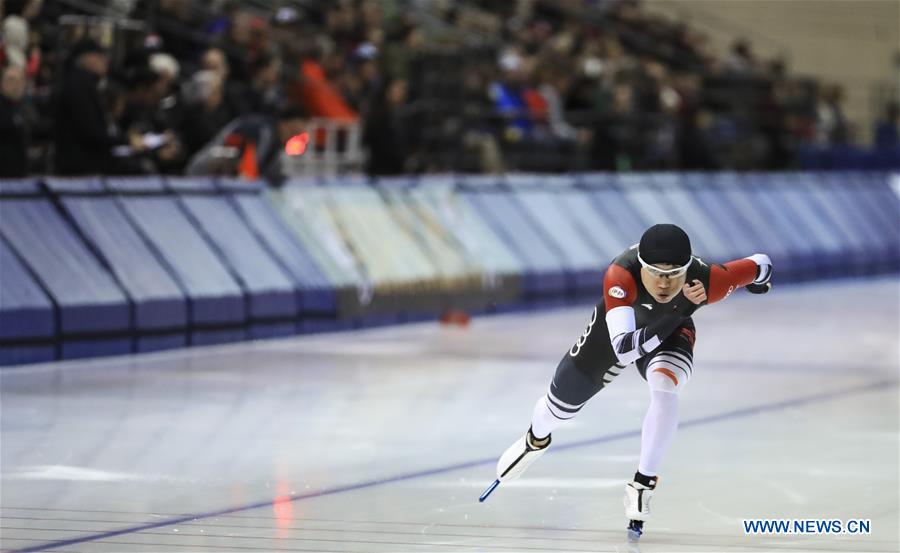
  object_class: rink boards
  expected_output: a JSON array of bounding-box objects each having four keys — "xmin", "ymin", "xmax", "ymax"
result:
[{"xmin": 0, "ymin": 171, "xmax": 897, "ymax": 365}]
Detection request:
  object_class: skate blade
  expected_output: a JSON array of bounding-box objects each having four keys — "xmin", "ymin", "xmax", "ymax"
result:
[
  {"xmin": 479, "ymin": 479, "xmax": 500, "ymax": 502},
  {"xmin": 628, "ymin": 520, "xmax": 644, "ymax": 542},
  {"xmin": 627, "ymin": 520, "xmax": 643, "ymax": 541}
]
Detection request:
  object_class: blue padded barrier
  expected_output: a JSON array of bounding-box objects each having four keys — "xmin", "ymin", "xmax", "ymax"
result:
[
  {"xmin": 274, "ymin": 179, "xmax": 370, "ymax": 322},
  {"xmin": 2, "ymin": 171, "xmax": 896, "ymax": 365},
  {"xmin": 0, "ymin": 239, "xmax": 56, "ymax": 365},
  {"xmin": 166, "ymin": 177, "xmax": 297, "ymax": 337},
  {"xmin": 505, "ymin": 174, "xmax": 604, "ymax": 297},
  {"xmin": 0, "ymin": 179, "xmax": 43, "ymax": 195},
  {"xmin": 554, "ymin": 189, "xmax": 627, "ymax": 265},
  {"xmin": 323, "ymin": 177, "xmax": 441, "ymax": 321},
  {"xmin": 570, "ymin": 176, "xmax": 634, "ymax": 258},
  {"xmin": 106, "ymin": 177, "xmax": 246, "ymax": 344},
  {"xmin": 45, "ymin": 177, "xmax": 188, "ymax": 353},
  {"xmin": 0, "ymin": 178, "xmax": 41, "ymax": 196},
  {"xmin": 687, "ymin": 173, "xmax": 804, "ymax": 279},
  {"xmin": 679, "ymin": 173, "xmax": 768, "ymax": 263},
  {"xmin": 409, "ymin": 175, "xmax": 522, "ymax": 312},
  {"xmin": 0, "ymin": 343, "xmax": 56, "ymax": 366},
  {"xmin": 458, "ymin": 175, "xmax": 567, "ymax": 301},
  {"xmin": 616, "ymin": 173, "xmax": 731, "ymax": 263},
  {"xmin": 642, "ymin": 173, "xmax": 737, "ymax": 261},
  {"xmin": 791, "ymin": 173, "xmax": 874, "ymax": 276},
  {"xmin": 851, "ymin": 173, "xmax": 900, "ymax": 253},
  {"xmin": 0, "ymin": 181, "xmax": 131, "ymax": 359},
  {"xmin": 752, "ymin": 173, "xmax": 846, "ymax": 278},
  {"xmin": 738, "ymin": 174, "xmax": 824, "ymax": 281},
  {"xmin": 799, "ymin": 145, "xmax": 900, "ymax": 170},
  {"xmin": 218, "ymin": 178, "xmax": 336, "ymax": 317},
  {"xmin": 772, "ymin": 173, "xmax": 848, "ymax": 276},
  {"xmin": 825, "ymin": 173, "xmax": 899, "ymax": 273},
  {"xmin": 579, "ymin": 173, "xmax": 652, "ymax": 247},
  {"xmin": 377, "ymin": 176, "xmax": 491, "ymax": 316},
  {"xmin": 0, "ymin": 239, "xmax": 54, "ymax": 340}
]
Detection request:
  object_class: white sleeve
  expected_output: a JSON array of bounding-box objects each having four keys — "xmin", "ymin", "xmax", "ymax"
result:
[
  {"xmin": 745, "ymin": 253, "xmax": 772, "ymax": 284},
  {"xmin": 606, "ymin": 305, "xmax": 667, "ymax": 366}
]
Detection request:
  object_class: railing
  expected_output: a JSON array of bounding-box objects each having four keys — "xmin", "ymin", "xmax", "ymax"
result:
[{"xmin": 281, "ymin": 118, "xmax": 364, "ymax": 177}]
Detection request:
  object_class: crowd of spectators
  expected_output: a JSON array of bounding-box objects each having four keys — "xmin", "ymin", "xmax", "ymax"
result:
[
  {"xmin": 0, "ymin": 0, "xmax": 412, "ymax": 180},
  {"xmin": 0, "ymin": 0, "xmax": 897, "ymax": 179},
  {"xmin": 424, "ymin": 0, "xmax": 844, "ymax": 172}
]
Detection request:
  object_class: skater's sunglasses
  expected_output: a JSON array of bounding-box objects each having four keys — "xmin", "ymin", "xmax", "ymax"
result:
[{"xmin": 637, "ymin": 254, "xmax": 693, "ymax": 278}]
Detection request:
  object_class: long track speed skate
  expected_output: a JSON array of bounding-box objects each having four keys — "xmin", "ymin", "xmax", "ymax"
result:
[
  {"xmin": 479, "ymin": 427, "xmax": 550, "ymax": 502},
  {"xmin": 624, "ymin": 472, "xmax": 658, "ymax": 539}
]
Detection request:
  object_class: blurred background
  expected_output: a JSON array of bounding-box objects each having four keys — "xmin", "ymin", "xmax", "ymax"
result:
[
  {"xmin": 1, "ymin": 0, "xmax": 899, "ymax": 179},
  {"xmin": 0, "ymin": 0, "xmax": 898, "ymax": 365}
]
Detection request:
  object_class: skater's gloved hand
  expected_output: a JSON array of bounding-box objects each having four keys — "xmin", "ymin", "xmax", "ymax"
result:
[
  {"xmin": 746, "ymin": 282, "xmax": 771, "ymax": 294},
  {"xmin": 682, "ymin": 279, "xmax": 706, "ymax": 304},
  {"xmin": 746, "ymin": 253, "xmax": 772, "ymax": 285},
  {"xmin": 673, "ymin": 280, "xmax": 705, "ymax": 316}
]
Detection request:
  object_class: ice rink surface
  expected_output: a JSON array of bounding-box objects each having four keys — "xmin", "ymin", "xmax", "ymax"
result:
[{"xmin": 2, "ymin": 277, "xmax": 898, "ymax": 553}]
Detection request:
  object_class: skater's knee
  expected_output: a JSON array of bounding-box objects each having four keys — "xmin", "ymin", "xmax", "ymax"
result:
[
  {"xmin": 647, "ymin": 366, "xmax": 683, "ymax": 394},
  {"xmin": 645, "ymin": 352, "xmax": 691, "ymax": 394}
]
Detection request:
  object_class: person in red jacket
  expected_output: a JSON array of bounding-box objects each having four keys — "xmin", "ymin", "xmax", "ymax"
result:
[{"xmin": 485, "ymin": 224, "xmax": 773, "ymax": 538}]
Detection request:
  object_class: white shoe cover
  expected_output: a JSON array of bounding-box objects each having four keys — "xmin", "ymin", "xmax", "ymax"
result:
[
  {"xmin": 496, "ymin": 429, "xmax": 550, "ymax": 481},
  {"xmin": 624, "ymin": 481, "xmax": 655, "ymax": 521}
]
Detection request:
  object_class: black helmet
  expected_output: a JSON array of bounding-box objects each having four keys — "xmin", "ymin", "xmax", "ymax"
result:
[{"xmin": 639, "ymin": 224, "xmax": 692, "ymax": 266}]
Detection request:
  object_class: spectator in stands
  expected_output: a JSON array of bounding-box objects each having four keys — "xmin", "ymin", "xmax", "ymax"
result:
[
  {"xmin": 3, "ymin": 0, "xmax": 43, "ymax": 22},
  {"xmin": 180, "ymin": 69, "xmax": 234, "ymax": 157},
  {"xmin": 590, "ymin": 82, "xmax": 641, "ymax": 171},
  {"xmin": 121, "ymin": 65, "xmax": 165, "ymax": 133},
  {"xmin": 110, "ymin": 62, "xmax": 179, "ymax": 172},
  {"xmin": 103, "ymin": 80, "xmax": 155, "ymax": 175},
  {"xmin": 54, "ymin": 39, "xmax": 114, "ymax": 175},
  {"xmin": 459, "ymin": 63, "xmax": 505, "ymax": 172},
  {"xmin": 2, "ymin": 13, "xmax": 29, "ymax": 68},
  {"xmin": 874, "ymin": 101, "xmax": 899, "ymax": 148},
  {"xmin": 243, "ymin": 51, "xmax": 285, "ymax": 115},
  {"xmin": 219, "ymin": 11, "xmax": 270, "ymax": 84},
  {"xmin": 381, "ymin": 20, "xmax": 423, "ymax": 80},
  {"xmin": 200, "ymin": 47, "xmax": 245, "ymax": 115},
  {"xmin": 339, "ymin": 42, "xmax": 380, "ymax": 112},
  {"xmin": 536, "ymin": 65, "xmax": 579, "ymax": 143},
  {"xmin": 760, "ymin": 79, "xmax": 793, "ymax": 169},
  {"xmin": 363, "ymin": 77, "xmax": 411, "ymax": 175},
  {"xmin": 678, "ymin": 108, "xmax": 719, "ymax": 170},
  {"xmin": 297, "ymin": 52, "xmax": 358, "ymax": 121},
  {"xmin": 8, "ymin": 0, "xmax": 836, "ymax": 175},
  {"xmin": 149, "ymin": 52, "xmax": 180, "ymax": 110},
  {"xmin": 201, "ymin": 47, "xmax": 229, "ymax": 81},
  {"xmin": 150, "ymin": 53, "xmax": 186, "ymax": 172},
  {"xmin": 0, "ymin": 64, "xmax": 28, "ymax": 176},
  {"xmin": 815, "ymin": 84, "xmax": 848, "ymax": 145},
  {"xmin": 725, "ymin": 39, "xmax": 757, "ymax": 75},
  {"xmin": 153, "ymin": 0, "xmax": 200, "ymax": 62},
  {"xmin": 489, "ymin": 49, "xmax": 533, "ymax": 141},
  {"xmin": 1, "ymin": 0, "xmax": 41, "ymax": 69}
]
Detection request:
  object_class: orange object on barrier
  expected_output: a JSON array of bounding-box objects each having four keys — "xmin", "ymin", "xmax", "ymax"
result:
[
  {"xmin": 238, "ymin": 142, "xmax": 259, "ymax": 180},
  {"xmin": 440, "ymin": 309, "xmax": 471, "ymax": 327}
]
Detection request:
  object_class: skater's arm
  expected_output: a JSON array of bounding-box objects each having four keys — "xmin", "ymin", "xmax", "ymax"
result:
[{"xmin": 707, "ymin": 253, "xmax": 772, "ymax": 304}]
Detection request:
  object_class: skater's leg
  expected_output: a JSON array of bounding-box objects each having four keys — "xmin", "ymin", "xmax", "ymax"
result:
[
  {"xmin": 532, "ymin": 354, "xmax": 614, "ymax": 438},
  {"xmin": 638, "ymin": 377, "xmax": 681, "ymax": 476},
  {"xmin": 497, "ymin": 354, "xmax": 613, "ymax": 481},
  {"xmin": 627, "ymin": 324, "xmax": 695, "ymax": 526}
]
